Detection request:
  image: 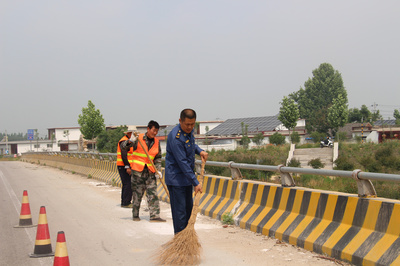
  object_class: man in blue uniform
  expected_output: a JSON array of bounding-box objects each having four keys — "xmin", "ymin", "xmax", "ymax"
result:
[{"xmin": 165, "ymin": 108, "xmax": 208, "ymax": 234}]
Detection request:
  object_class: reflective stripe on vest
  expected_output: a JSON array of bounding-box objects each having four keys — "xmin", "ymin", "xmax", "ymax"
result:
[
  {"xmin": 131, "ymin": 133, "xmax": 159, "ymax": 173},
  {"xmin": 116, "ymin": 135, "xmax": 134, "ymax": 166}
]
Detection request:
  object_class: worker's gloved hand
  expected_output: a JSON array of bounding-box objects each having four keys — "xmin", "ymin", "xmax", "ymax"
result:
[
  {"xmin": 155, "ymin": 171, "xmax": 162, "ymax": 179},
  {"xmin": 129, "ymin": 133, "xmax": 138, "ymax": 143}
]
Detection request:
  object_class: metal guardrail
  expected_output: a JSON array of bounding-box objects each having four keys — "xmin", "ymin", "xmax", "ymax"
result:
[{"xmin": 24, "ymin": 151, "xmax": 400, "ymax": 198}]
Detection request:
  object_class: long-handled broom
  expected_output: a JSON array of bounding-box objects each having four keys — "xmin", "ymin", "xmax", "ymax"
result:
[{"xmin": 154, "ymin": 159, "xmax": 206, "ymax": 265}]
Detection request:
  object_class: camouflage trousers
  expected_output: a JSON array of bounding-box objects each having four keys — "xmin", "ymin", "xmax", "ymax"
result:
[{"xmin": 131, "ymin": 169, "xmax": 160, "ymax": 219}]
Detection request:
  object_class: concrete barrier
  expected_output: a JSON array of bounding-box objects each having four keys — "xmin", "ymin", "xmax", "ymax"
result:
[
  {"xmin": 198, "ymin": 176, "xmax": 400, "ymax": 266},
  {"xmin": 22, "ymin": 153, "xmax": 122, "ymax": 187},
  {"xmin": 21, "ymin": 153, "xmax": 400, "ymax": 265}
]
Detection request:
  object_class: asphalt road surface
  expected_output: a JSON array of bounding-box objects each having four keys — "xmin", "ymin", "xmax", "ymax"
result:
[{"xmin": 0, "ymin": 161, "xmax": 346, "ymax": 266}]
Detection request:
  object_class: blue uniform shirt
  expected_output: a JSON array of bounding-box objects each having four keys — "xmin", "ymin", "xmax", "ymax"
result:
[{"xmin": 165, "ymin": 124, "xmax": 203, "ymax": 187}]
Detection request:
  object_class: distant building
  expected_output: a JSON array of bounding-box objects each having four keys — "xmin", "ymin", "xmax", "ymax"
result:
[
  {"xmin": 196, "ymin": 115, "xmax": 306, "ymax": 151},
  {"xmin": 154, "ymin": 121, "xmax": 224, "ymax": 152},
  {"xmin": 1, "ymin": 127, "xmax": 85, "ymax": 155},
  {"xmin": 337, "ymin": 120, "xmax": 400, "ymax": 143},
  {"xmin": 0, "ymin": 117, "xmax": 308, "ymax": 155}
]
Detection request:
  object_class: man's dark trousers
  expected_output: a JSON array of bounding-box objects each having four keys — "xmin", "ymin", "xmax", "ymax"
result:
[
  {"xmin": 118, "ymin": 166, "xmax": 132, "ymax": 206},
  {"xmin": 167, "ymin": 185, "xmax": 193, "ymax": 234}
]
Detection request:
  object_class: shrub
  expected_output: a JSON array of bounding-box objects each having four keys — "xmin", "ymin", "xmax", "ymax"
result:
[
  {"xmin": 308, "ymin": 158, "xmax": 325, "ymax": 169},
  {"xmin": 366, "ymin": 161, "xmax": 382, "ymax": 173},
  {"xmin": 310, "ymin": 132, "xmax": 326, "ymax": 143},
  {"xmin": 334, "ymin": 155, "xmax": 354, "ymax": 171},
  {"xmin": 269, "ymin": 132, "xmax": 286, "ymax": 145},
  {"xmin": 336, "ymin": 131, "xmax": 347, "ymax": 142},
  {"xmin": 290, "ymin": 131, "xmax": 300, "ymax": 144},
  {"xmin": 287, "ymin": 158, "xmax": 301, "ymax": 168},
  {"xmin": 359, "ymin": 155, "xmax": 374, "ymax": 170}
]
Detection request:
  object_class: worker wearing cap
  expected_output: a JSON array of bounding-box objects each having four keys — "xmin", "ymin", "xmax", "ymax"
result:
[
  {"xmin": 116, "ymin": 127, "xmax": 135, "ymax": 208},
  {"xmin": 165, "ymin": 108, "xmax": 208, "ymax": 234},
  {"xmin": 121, "ymin": 120, "xmax": 166, "ymax": 222}
]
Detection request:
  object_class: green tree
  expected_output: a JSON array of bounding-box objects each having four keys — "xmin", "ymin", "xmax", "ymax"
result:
[
  {"xmin": 78, "ymin": 100, "xmax": 105, "ymax": 141},
  {"xmin": 240, "ymin": 122, "xmax": 250, "ymax": 149},
  {"xmin": 164, "ymin": 129, "xmax": 168, "ymax": 142},
  {"xmin": 204, "ymin": 126, "xmax": 212, "ymax": 145},
  {"xmin": 278, "ymin": 96, "xmax": 300, "ymax": 137},
  {"xmin": 310, "ymin": 131, "xmax": 326, "ymax": 143},
  {"xmin": 35, "ymin": 129, "xmax": 39, "ymax": 151},
  {"xmin": 360, "ymin": 105, "xmax": 372, "ymax": 122},
  {"xmin": 348, "ymin": 105, "xmax": 371, "ymax": 123},
  {"xmin": 252, "ymin": 132, "xmax": 265, "ymax": 146},
  {"xmin": 269, "ymin": 132, "xmax": 286, "ymax": 145},
  {"xmin": 327, "ymin": 94, "xmax": 349, "ymax": 136},
  {"xmin": 289, "ymin": 63, "xmax": 347, "ymax": 134},
  {"xmin": 0, "ymin": 132, "xmax": 27, "ymax": 141},
  {"xmin": 394, "ymin": 109, "xmax": 400, "ymax": 125},
  {"xmin": 97, "ymin": 126, "xmax": 127, "ymax": 153},
  {"xmin": 348, "ymin": 108, "xmax": 361, "ymax": 123},
  {"xmin": 371, "ymin": 109, "xmax": 382, "ymax": 123}
]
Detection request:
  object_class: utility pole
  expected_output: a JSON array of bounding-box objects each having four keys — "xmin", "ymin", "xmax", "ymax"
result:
[
  {"xmin": 371, "ymin": 102, "xmax": 378, "ymax": 113},
  {"xmin": 361, "ymin": 117, "xmax": 364, "ymax": 143},
  {"xmin": 35, "ymin": 129, "xmax": 39, "ymax": 152}
]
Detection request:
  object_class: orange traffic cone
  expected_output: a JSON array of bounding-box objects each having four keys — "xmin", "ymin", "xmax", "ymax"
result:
[
  {"xmin": 53, "ymin": 231, "xmax": 70, "ymax": 266},
  {"xmin": 14, "ymin": 190, "xmax": 36, "ymax": 228},
  {"xmin": 29, "ymin": 206, "xmax": 54, "ymax": 258}
]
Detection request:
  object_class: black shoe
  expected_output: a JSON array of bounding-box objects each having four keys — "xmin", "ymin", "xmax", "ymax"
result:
[{"xmin": 133, "ymin": 216, "xmax": 141, "ymax": 221}]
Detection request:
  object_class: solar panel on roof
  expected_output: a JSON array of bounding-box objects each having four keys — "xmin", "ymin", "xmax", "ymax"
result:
[{"xmin": 207, "ymin": 115, "xmax": 281, "ymax": 136}]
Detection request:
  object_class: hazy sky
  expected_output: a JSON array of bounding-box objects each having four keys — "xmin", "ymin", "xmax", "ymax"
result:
[{"xmin": 1, "ymin": 1, "xmax": 400, "ymax": 137}]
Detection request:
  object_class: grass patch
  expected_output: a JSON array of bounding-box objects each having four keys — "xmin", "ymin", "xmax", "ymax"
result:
[{"xmin": 221, "ymin": 212, "xmax": 234, "ymax": 225}]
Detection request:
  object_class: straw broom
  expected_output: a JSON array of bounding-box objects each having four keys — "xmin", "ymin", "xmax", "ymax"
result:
[{"xmin": 154, "ymin": 160, "xmax": 206, "ymax": 265}]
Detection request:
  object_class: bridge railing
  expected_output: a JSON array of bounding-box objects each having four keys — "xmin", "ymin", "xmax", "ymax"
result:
[{"xmin": 23, "ymin": 151, "xmax": 400, "ymax": 198}]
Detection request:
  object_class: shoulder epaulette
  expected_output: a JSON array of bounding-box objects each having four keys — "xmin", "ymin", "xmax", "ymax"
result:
[{"xmin": 176, "ymin": 130, "xmax": 181, "ymax": 138}]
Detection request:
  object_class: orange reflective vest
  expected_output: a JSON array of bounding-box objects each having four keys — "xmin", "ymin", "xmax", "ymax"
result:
[
  {"xmin": 116, "ymin": 135, "xmax": 134, "ymax": 167},
  {"xmin": 131, "ymin": 133, "xmax": 159, "ymax": 173}
]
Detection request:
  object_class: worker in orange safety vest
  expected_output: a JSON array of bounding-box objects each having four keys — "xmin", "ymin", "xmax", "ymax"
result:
[
  {"xmin": 117, "ymin": 126, "xmax": 135, "ymax": 208},
  {"xmin": 120, "ymin": 120, "xmax": 166, "ymax": 222}
]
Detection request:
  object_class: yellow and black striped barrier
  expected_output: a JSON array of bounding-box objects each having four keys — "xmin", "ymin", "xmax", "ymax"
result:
[{"xmin": 196, "ymin": 175, "xmax": 400, "ymax": 266}]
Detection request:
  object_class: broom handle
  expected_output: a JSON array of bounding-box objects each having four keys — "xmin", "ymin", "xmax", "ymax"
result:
[
  {"xmin": 198, "ymin": 159, "xmax": 205, "ymax": 189},
  {"xmin": 191, "ymin": 159, "xmax": 205, "ymax": 221},
  {"xmin": 134, "ymin": 132, "xmax": 170, "ymax": 199}
]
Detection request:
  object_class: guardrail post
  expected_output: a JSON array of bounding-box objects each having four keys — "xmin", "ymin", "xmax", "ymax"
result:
[
  {"xmin": 228, "ymin": 161, "xmax": 243, "ymax": 180},
  {"xmin": 352, "ymin": 169, "xmax": 377, "ymax": 197},
  {"xmin": 277, "ymin": 165, "xmax": 295, "ymax": 187}
]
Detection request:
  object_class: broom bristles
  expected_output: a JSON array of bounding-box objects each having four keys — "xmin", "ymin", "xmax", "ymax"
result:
[
  {"xmin": 154, "ymin": 192, "xmax": 202, "ymax": 265},
  {"xmin": 154, "ymin": 225, "xmax": 202, "ymax": 265},
  {"xmin": 154, "ymin": 161, "xmax": 206, "ymax": 265}
]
